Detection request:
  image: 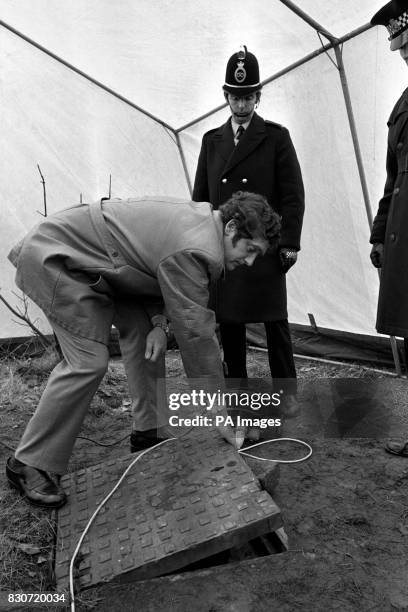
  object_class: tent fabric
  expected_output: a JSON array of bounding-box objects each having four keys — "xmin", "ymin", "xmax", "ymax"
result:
[
  {"xmin": 0, "ymin": 0, "xmax": 404, "ymax": 343},
  {"xmin": 246, "ymin": 324, "xmax": 404, "ymax": 368}
]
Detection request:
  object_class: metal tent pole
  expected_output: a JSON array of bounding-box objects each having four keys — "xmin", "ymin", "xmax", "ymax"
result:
[
  {"xmin": 0, "ymin": 19, "xmax": 174, "ymax": 132},
  {"xmin": 278, "ymin": 0, "xmax": 337, "ymax": 43},
  {"xmin": 176, "ymin": 26, "xmax": 372, "ymax": 133},
  {"xmin": 174, "ymin": 132, "xmax": 193, "ymax": 197}
]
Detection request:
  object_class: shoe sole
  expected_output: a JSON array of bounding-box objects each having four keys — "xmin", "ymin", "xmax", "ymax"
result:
[
  {"xmin": 6, "ymin": 475, "xmax": 67, "ymax": 509},
  {"xmin": 385, "ymin": 447, "xmax": 408, "ymax": 457}
]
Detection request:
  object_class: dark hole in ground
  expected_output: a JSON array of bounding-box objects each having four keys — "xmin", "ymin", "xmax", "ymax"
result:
[{"xmin": 165, "ymin": 531, "xmax": 286, "ymax": 577}]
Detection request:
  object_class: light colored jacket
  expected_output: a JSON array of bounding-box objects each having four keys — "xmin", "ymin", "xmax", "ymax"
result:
[{"xmin": 9, "ymin": 197, "xmax": 225, "ymax": 378}]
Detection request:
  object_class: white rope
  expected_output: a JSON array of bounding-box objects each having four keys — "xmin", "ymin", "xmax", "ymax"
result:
[
  {"xmin": 68, "ymin": 435, "xmax": 312, "ymax": 611},
  {"xmin": 69, "ymin": 438, "xmax": 176, "ymax": 612},
  {"xmin": 238, "ymin": 437, "xmax": 313, "ymax": 463}
]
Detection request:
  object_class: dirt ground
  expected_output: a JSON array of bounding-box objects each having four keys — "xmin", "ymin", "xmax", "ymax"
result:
[{"xmin": 0, "ymin": 347, "xmax": 408, "ymax": 611}]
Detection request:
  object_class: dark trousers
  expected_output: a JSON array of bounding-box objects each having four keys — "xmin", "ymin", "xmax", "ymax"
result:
[{"xmin": 219, "ymin": 320, "xmax": 297, "ymax": 393}]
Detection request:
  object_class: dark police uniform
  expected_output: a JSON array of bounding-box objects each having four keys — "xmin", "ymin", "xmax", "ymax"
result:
[
  {"xmin": 369, "ymin": 0, "xmax": 408, "ymax": 456},
  {"xmin": 193, "ymin": 111, "xmax": 304, "ymax": 323},
  {"xmin": 193, "ymin": 47, "xmax": 305, "ymax": 385},
  {"xmin": 370, "ymin": 1, "xmax": 408, "ymax": 369},
  {"xmin": 370, "ymin": 87, "xmax": 408, "ymax": 341}
]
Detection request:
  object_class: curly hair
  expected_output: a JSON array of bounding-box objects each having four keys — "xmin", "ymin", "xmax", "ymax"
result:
[{"xmin": 219, "ymin": 191, "xmax": 281, "ymax": 247}]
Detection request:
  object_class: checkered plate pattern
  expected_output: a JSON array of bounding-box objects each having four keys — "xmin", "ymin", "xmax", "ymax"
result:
[{"xmin": 55, "ymin": 429, "xmax": 281, "ymax": 590}]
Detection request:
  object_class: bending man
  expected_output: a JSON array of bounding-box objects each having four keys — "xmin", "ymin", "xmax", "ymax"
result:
[{"xmin": 6, "ymin": 191, "xmax": 280, "ymax": 507}]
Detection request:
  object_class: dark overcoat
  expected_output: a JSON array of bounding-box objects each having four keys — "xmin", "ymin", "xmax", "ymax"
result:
[
  {"xmin": 370, "ymin": 87, "xmax": 408, "ymax": 337},
  {"xmin": 192, "ymin": 112, "xmax": 305, "ymax": 322}
]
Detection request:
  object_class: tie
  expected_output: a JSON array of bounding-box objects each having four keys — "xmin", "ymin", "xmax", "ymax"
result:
[{"xmin": 236, "ymin": 125, "xmax": 245, "ymax": 144}]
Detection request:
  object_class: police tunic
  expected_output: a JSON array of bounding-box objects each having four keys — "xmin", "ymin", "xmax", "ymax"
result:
[
  {"xmin": 370, "ymin": 87, "xmax": 408, "ymax": 337},
  {"xmin": 192, "ymin": 112, "xmax": 305, "ymax": 322}
]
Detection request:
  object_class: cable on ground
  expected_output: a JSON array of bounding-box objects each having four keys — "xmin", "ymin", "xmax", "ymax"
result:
[{"xmin": 68, "ymin": 435, "xmax": 312, "ymax": 611}]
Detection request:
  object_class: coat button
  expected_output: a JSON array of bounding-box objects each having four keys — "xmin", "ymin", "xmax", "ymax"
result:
[
  {"xmin": 397, "ymin": 142, "xmax": 403, "ymax": 150},
  {"xmin": 390, "ymin": 233, "xmax": 396, "ymax": 242},
  {"xmin": 242, "ymin": 178, "xmax": 248, "ymax": 183},
  {"xmin": 112, "ymin": 251, "xmax": 119, "ymax": 257},
  {"xmin": 393, "ymin": 187, "xmax": 400, "ymax": 195},
  {"xmin": 222, "ymin": 178, "xmax": 227, "ymax": 184}
]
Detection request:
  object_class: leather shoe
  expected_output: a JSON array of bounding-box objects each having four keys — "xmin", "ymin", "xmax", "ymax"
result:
[
  {"xmin": 6, "ymin": 457, "xmax": 67, "ymax": 509},
  {"xmin": 130, "ymin": 429, "xmax": 167, "ymax": 453}
]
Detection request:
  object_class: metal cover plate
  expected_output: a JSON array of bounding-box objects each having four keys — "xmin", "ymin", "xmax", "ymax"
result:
[{"xmin": 55, "ymin": 430, "xmax": 281, "ymax": 590}]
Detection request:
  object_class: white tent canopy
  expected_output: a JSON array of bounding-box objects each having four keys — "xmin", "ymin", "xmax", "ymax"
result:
[{"xmin": 0, "ymin": 0, "xmax": 405, "ymax": 343}]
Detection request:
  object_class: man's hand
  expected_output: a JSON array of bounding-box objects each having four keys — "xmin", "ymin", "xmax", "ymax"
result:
[
  {"xmin": 279, "ymin": 247, "xmax": 298, "ymax": 272},
  {"xmin": 370, "ymin": 243, "xmax": 384, "ymax": 268},
  {"xmin": 216, "ymin": 422, "xmax": 245, "ymax": 450},
  {"xmin": 145, "ymin": 327, "xmax": 167, "ymax": 362},
  {"xmin": 213, "ymin": 406, "xmax": 245, "ymax": 450}
]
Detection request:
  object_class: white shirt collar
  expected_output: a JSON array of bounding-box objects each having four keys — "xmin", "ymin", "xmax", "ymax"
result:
[{"xmin": 231, "ymin": 116, "xmax": 252, "ymax": 135}]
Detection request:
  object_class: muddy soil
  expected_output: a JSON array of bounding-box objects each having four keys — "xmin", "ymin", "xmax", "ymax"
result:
[{"xmin": 0, "ymin": 349, "xmax": 407, "ymax": 611}]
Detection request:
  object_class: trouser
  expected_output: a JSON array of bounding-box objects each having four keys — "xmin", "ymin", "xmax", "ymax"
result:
[
  {"xmin": 219, "ymin": 319, "xmax": 297, "ymax": 394},
  {"xmin": 15, "ymin": 302, "xmax": 165, "ymax": 474}
]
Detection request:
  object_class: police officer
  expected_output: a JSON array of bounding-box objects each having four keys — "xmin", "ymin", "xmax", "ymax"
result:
[
  {"xmin": 370, "ymin": 0, "xmax": 408, "ymax": 457},
  {"xmin": 193, "ymin": 46, "xmax": 305, "ymax": 421}
]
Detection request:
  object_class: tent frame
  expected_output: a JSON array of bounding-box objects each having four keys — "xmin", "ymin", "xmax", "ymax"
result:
[{"xmin": 0, "ymin": 1, "xmax": 403, "ymax": 374}]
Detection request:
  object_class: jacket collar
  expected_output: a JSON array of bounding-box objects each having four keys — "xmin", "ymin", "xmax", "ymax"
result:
[
  {"xmin": 210, "ymin": 118, "xmax": 235, "ymax": 163},
  {"xmin": 388, "ymin": 86, "xmax": 408, "ymax": 125},
  {"xmin": 224, "ymin": 113, "xmax": 266, "ymax": 174},
  {"xmin": 210, "ymin": 113, "xmax": 267, "ymax": 174}
]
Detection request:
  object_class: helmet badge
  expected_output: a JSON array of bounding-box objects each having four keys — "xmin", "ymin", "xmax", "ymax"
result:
[{"xmin": 234, "ymin": 60, "xmax": 246, "ymax": 83}]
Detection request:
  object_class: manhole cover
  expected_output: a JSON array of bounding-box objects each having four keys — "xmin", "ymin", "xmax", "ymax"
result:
[{"xmin": 55, "ymin": 430, "xmax": 281, "ymax": 590}]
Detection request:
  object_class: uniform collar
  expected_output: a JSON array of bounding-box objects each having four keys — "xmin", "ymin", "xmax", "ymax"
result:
[
  {"xmin": 231, "ymin": 115, "xmax": 253, "ymax": 136},
  {"xmin": 388, "ymin": 86, "xmax": 408, "ymax": 125}
]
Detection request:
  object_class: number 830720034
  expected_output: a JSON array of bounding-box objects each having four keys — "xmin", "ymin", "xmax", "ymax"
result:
[{"xmin": 8, "ymin": 593, "xmax": 66, "ymax": 604}]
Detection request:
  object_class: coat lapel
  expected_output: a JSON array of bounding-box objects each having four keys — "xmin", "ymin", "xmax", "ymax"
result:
[
  {"xmin": 209, "ymin": 119, "xmax": 235, "ymax": 163},
  {"xmin": 223, "ymin": 113, "xmax": 267, "ymax": 174},
  {"xmin": 388, "ymin": 87, "xmax": 408, "ymax": 126},
  {"xmin": 388, "ymin": 92, "xmax": 408, "ymax": 146}
]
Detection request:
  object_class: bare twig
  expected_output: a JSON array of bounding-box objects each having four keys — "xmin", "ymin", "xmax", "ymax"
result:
[
  {"xmin": 0, "ymin": 291, "xmax": 51, "ymax": 347},
  {"xmin": 0, "ymin": 439, "xmax": 17, "ymax": 452},
  {"xmin": 36, "ymin": 164, "xmax": 47, "ymax": 217}
]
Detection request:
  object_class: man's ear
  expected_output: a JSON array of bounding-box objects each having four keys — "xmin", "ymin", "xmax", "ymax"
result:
[
  {"xmin": 224, "ymin": 91, "xmax": 230, "ymax": 104},
  {"xmin": 224, "ymin": 219, "xmax": 237, "ymax": 235}
]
